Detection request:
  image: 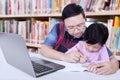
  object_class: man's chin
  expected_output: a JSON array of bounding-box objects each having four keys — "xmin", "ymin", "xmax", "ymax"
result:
[{"xmin": 74, "ymin": 35, "xmax": 81, "ymax": 38}]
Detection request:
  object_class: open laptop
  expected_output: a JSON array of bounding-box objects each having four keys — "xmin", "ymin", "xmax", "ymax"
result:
[{"xmin": 0, "ymin": 33, "xmax": 65, "ymax": 77}]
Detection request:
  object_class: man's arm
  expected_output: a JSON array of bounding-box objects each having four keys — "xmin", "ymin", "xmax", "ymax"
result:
[
  {"xmin": 95, "ymin": 55, "xmax": 119, "ymax": 75},
  {"xmin": 39, "ymin": 44, "xmax": 81, "ymax": 63},
  {"xmin": 39, "ymin": 44, "xmax": 65, "ymax": 61},
  {"xmin": 87, "ymin": 55, "xmax": 119, "ymax": 75}
]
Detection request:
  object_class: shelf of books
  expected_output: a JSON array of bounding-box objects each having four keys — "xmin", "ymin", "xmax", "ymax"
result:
[
  {"xmin": 0, "ymin": 0, "xmax": 120, "ymax": 60},
  {"xmin": 0, "ymin": 14, "xmax": 62, "ymax": 18},
  {"xmin": 85, "ymin": 11, "xmax": 120, "ymax": 17},
  {"xmin": 0, "ymin": 11, "xmax": 120, "ymax": 18}
]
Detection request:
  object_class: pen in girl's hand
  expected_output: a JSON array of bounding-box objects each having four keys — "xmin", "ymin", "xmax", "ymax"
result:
[
  {"xmin": 76, "ymin": 46, "xmax": 88, "ymax": 63},
  {"xmin": 76, "ymin": 46, "xmax": 84, "ymax": 57}
]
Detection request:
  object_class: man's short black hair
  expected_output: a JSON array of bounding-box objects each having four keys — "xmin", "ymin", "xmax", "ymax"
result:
[
  {"xmin": 84, "ymin": 23, "xmax": 109, "ymax": 46},
  {"xmin": 62, "ymin": 3, "xmax": 86, "ymax": 20}
]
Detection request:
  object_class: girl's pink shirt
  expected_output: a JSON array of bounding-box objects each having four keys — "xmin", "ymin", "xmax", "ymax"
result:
[{"xmin": 66, "ymin": 41, "xmax": 110, "ymax": 63}]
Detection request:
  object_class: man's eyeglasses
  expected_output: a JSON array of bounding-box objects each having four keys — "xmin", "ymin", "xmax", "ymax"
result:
[{"xmin": 66, "ymin": 24, "xmax": 86, "ymax": 32}]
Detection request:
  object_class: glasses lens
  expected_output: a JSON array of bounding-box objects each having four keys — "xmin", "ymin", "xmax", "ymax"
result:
[{"xmin": 67, "ymin": 26, "xmax": 86, "ymax": 32}]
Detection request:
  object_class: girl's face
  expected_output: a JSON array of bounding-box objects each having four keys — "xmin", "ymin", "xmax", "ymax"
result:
[
  {"xmin": 85, "ymin": 42, "xmax": 102, "ymax": 53},
  {"xmin": 64, "ymin": 14, "xmax": 86, "ymax": 38}
]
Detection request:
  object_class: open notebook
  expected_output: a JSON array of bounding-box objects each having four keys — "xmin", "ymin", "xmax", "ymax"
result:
[
  {"xmin": 31, "ymin": 53, "xmax": 89, "ymax": 72},
  {"xmin": 58, "ymin": 62, "xmax": 89, "ymax": 72}
]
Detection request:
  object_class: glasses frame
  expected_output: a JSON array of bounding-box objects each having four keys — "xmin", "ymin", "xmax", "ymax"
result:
[{"xmin": 66, "ymin": 24, "xmax": 86, "ymax": 32}]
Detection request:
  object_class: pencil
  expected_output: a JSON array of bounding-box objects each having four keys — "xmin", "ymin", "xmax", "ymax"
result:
[{"xmin": 75, "ymin": 46, "xmax": 84, "ymax": 57}]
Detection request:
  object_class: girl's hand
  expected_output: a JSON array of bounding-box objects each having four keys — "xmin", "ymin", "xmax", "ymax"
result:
[
  {"xmin": 79, "ymin": 56, "xmax": 87, "ymax": 63},
  {"xmin": 64, "ymin": 51, "xmax": 81, "ymax": 63}
]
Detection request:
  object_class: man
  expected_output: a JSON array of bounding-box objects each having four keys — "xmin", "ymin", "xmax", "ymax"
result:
[{"xmin": 40, "ymin": 3, "xmax": 119, "ymax": 75}]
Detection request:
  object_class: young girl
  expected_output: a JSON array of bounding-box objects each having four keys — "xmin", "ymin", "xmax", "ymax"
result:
[{"xmin": 66, "ymin": 23, "xmax": 110, "ymax": 63}]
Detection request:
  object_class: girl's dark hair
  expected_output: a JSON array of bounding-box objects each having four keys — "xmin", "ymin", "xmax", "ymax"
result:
[
  {"xmin": 84, "ymin": 23, "xmax": 109, "ymax": 46},
  {"xmin": 62, "ymin": 3, "xmax": 86, "ymax": 20}
]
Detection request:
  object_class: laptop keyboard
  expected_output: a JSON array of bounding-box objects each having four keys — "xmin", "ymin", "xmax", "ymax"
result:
[{"xmin": 32, "ymin": 61, "xmax": 53, "ymax": 73}]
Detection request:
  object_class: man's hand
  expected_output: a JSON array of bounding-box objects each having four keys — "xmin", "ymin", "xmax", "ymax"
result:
[
  {"xmin": 86, "ymin": 56, "xmax": 119, "ymax": 75},
  {"xmin": 86, "ymin": 62, "xmax": 114, "ymax": 75},
  {"xmin": 86, "ymin": 63, "xmax": 97, "ymax": 73},
  {"xmin": 95, "ymin": 62, "xmax": 115, "ymax": 75}
]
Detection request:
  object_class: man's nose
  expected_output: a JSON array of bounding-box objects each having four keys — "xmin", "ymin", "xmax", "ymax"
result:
[{"xmin": 74, "ymin": 28, "xmax": 80, "ymax": 33}]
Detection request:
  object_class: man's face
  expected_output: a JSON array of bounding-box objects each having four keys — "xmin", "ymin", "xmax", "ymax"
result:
[{"xmin": 64, "ymin": 14, "xmax": 86, "ymax": 38}]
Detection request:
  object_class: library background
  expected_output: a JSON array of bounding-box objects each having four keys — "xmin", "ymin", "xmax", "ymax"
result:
[{"xmin": 0, "ymin": 0, "xmax": 120, "ymax": 61}]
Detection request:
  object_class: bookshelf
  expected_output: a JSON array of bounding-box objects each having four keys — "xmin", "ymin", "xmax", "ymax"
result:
[
  {"xmin": 0, "ymin": 0, "xmax": 120, "ymax": 60},
  {"xmin": 0, "ymin": 14, "xmax": 61, "ymax": 18},
  {"xmin": 0, "ymin": 11, "xmax": 120, "ymax": 49},
  {"xmin": 0, "ymin": 11, "xmax": 120, "ymax": 18},
  {"xmin": 85, "ymin": 11, "xmax": 120, "ymax": 16}
]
